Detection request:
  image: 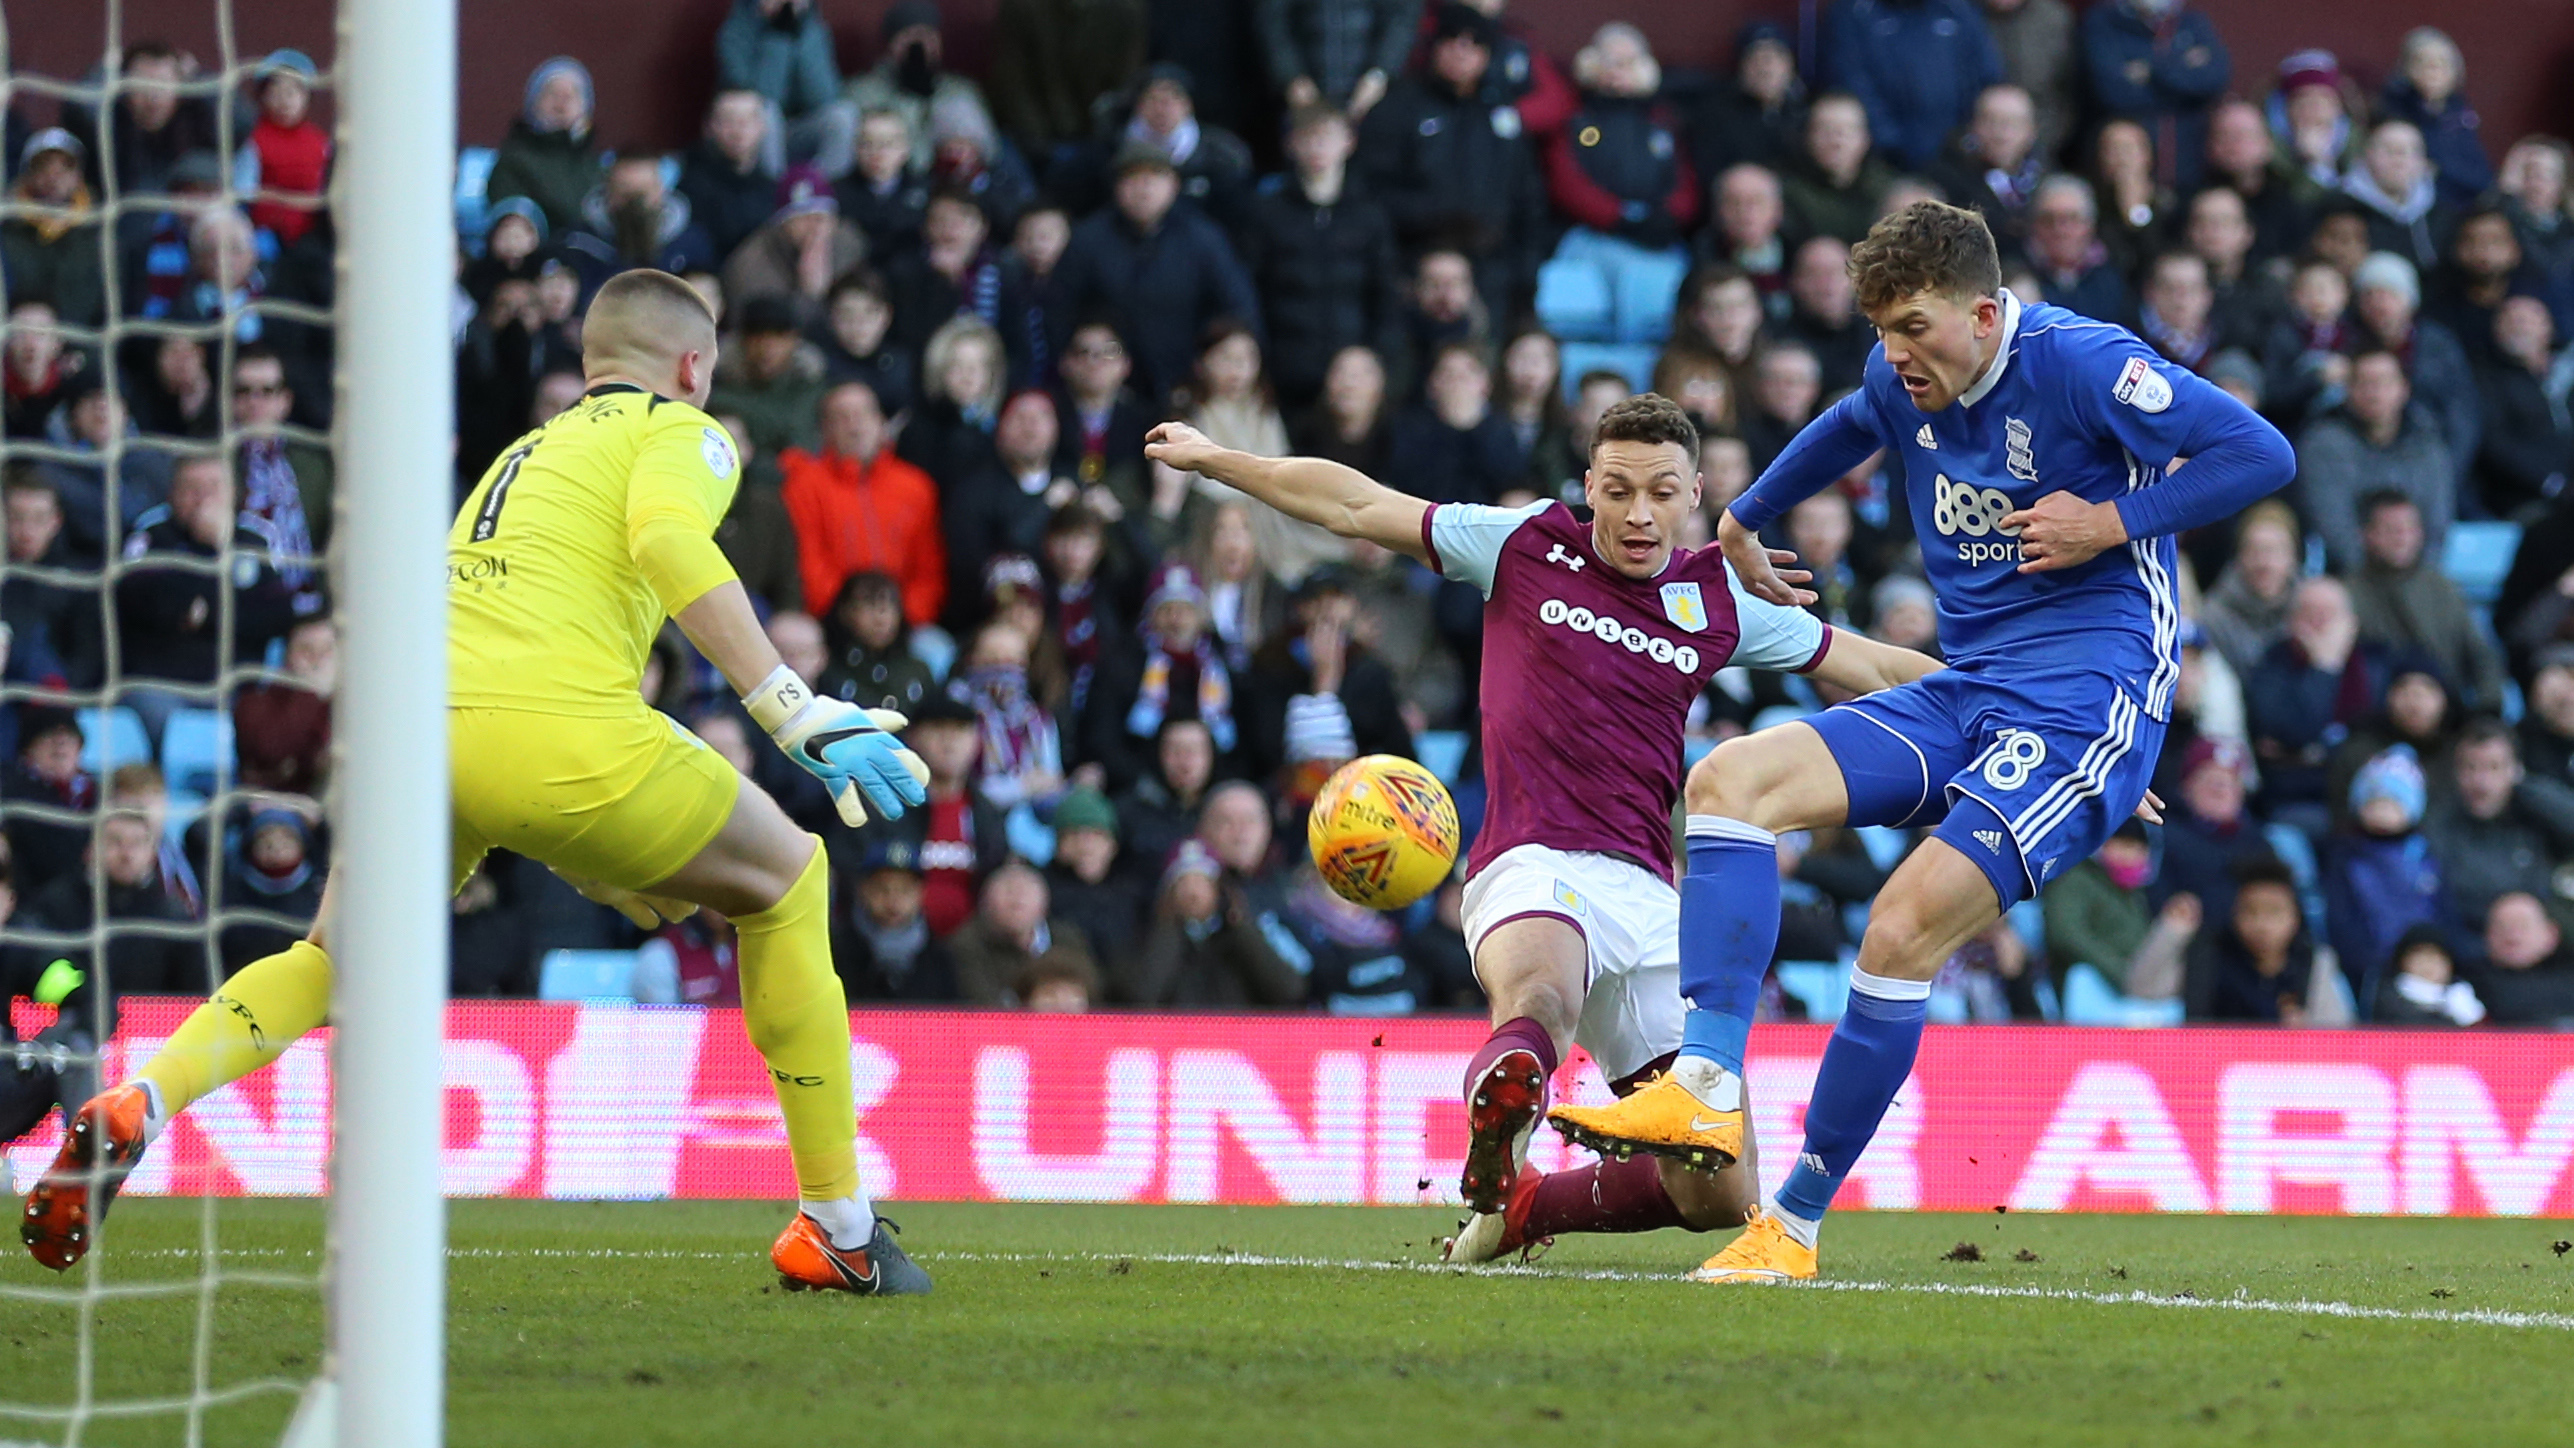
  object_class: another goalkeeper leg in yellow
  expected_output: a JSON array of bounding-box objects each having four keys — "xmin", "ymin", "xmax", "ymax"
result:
[{"xmin": 22, "ymin": 935, "xmax": 336, "ymax": 1269}]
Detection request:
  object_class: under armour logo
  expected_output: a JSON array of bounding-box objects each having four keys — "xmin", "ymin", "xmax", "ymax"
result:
[
  {"xmin": 1974, "ymin": 829, "xmax": 2004, "ymax": 853},
  {"xmin": 1545, "ymin": 543, "xmax": 1586, "ymax": 572}
]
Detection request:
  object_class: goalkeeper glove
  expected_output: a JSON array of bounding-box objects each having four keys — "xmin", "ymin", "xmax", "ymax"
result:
[{"xmin": 744, "ymin": 665, "xmax": 931, "ymax": 827}]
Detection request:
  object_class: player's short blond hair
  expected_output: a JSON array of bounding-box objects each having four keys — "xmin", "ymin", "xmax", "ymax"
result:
[{"xmin": 582, "ymin": 268, "xmax": 718, "ymax": 380}]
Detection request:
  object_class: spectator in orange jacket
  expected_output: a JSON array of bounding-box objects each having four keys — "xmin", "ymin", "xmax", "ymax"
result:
[{"xmin": 777, "ymin": 378, "xmax": 946, "ymax": 624}]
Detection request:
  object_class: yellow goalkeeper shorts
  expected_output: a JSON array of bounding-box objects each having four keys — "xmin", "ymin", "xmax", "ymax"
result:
[{"xmin": 449, "ymin": 705, "xmax": 741, "ymax": 893}]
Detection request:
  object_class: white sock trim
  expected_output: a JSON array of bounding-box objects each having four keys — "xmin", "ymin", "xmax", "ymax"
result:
[
  {"xmin": 1765, "ymin": 1197, "xmax": 1822, "ymax": 1250},
  {"xmin": 1686, "ymin": 815, "xmax": 1777, "ymax": 847},
  {"xmin": 1848, "ymin": 965, "xmax": 1935, "ymax": 1002},
  {"xmin": 800, "ymin": 1191, "xmax": 878, "ymax": 1250}
]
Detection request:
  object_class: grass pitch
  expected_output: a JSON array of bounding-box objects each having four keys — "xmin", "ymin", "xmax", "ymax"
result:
[{"xmin": 3, "ymin": 1199, "xmax": 2570, "ymax": 1447}]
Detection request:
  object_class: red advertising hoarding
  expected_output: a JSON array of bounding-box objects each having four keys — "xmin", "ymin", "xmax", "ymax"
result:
[{"xmin": 8, "ymin": 1001, "xmax": 2572, "ymax": 1216}]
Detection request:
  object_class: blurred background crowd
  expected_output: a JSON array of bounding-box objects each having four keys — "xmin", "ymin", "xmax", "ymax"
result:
[{"xmin": 7, "ymin": 0, "xmax": 2574, "ymax": 1036}]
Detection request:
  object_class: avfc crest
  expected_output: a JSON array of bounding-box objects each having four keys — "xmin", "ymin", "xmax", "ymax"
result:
[{"xmin": 1659, "ymin": 581, "xmax": 1708, "ymax": 633}]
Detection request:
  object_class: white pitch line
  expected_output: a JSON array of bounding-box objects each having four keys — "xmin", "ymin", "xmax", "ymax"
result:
[{"xmin": 82, "ymin": 1246, "xmax": 2574, "ymax": 1333}]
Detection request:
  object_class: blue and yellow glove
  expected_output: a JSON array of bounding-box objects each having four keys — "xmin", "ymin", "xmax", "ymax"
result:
[{"xmin": 744, "ymin": 665, "xmax": 931, "ymax": 827}]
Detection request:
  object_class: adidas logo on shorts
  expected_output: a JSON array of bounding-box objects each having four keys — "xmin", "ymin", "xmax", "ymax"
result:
[{"xmin": 1974, "ymin": 829, "xmax": 2004, "ymax": 853}]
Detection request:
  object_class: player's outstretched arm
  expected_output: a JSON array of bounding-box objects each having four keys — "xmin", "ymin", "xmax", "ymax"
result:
[
  {"xmin": 1145, "ymin": 421, "xmax": 1433, "ymax": 564},
  {"xmin": 671, "ymin": 580, "xmax": 929, "ymax": 826},
  {"xmin": 1804, "ymin": 627, "xmax": 1942, "ymax": 696}
]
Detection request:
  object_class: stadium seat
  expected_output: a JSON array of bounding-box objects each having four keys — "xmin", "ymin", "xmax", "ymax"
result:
[
  {"xmin": 1535, "ymin": 258, "xmax": 1614, "ymax": 343},
  {"xmin": 159, "ymin": 708, "xmax": 235, "ymax": 797},
  {"xmin": 1004, "ymin": 802, "xmax": 1055, "ymax": 867},
  {"xmin": 1609, "ymin": 248, "xmax": 1689, "ymax": 345},
  {"xmin": 1413, "ymin": 729, "xmax": 1469, "ymax": 787},
  {"xmin": 1774, "ymin": 959, "xmax": 1849, "ymax": 1022},
  {"xmin": 76, "ymin": 707, "xmax": 152, "ymax": 778},
  {"xmin": 162, "ymin": 789, "xmax": 207, "ymax": 852},
  {"xmin": 539, "ymin": 950, "xmax": 641, "ymax": 1001},
  {"xmin": 2058, "ymin": 962, "xmax": 2184, "ymax": 1027},
  {"xmin": 455, "ymin": 145, "xmax": 499, "ymax": 250},
  {"xmin": 2442, "ymin": 521, "xmax": 2521, "ymax": 605},
  {"xmin": 1556, "ymin": 342, "xmax": 1657, "ymax": 399}
]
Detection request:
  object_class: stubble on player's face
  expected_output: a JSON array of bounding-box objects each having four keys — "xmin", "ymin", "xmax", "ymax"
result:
[
  {"xmin": 1584, "ymin": 440, "xmax": 1701, "ymax": 577},
  {"xmin": 1867, "ymin": 290, "xmax": 2000, "ymax": 413}
]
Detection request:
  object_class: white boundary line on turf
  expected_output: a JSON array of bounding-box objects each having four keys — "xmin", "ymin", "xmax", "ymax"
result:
[{"xmin": 87, "ymin": 1246, "xmax": 2574, "ymax": 1333}]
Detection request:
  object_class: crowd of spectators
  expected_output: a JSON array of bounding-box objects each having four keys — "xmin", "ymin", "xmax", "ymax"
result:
[{"xmin": 7, "ymin": 1, "xmax": 2574, "ymax": 1033}]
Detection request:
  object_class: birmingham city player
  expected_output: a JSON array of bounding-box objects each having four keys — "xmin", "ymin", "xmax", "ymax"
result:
[
  {"xmin": 1146, "ymin": 398, "xmax": 1941, "ymax": 1261},
  {"xmin": 23, "ymin": 271, "xmax": 936, "ymax": 1295},
  {"xmin": 1549, "ymin": 202, "xmax": 2292, "ymax": 1282}
]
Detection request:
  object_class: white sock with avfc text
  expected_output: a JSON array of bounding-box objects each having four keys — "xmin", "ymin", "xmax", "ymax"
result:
[
  {"xmin": 1673, "ymin": 815, "xmax": 1775, "ymax": 1105},
  {"xmin": 1767, "ymin": 966, "xmax": 1932, "ymax": 1250}
]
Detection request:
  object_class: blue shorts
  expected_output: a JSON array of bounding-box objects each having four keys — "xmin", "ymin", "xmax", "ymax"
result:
[{"xmin": 1807, "ymin": 662, "xmax": 2166, "ymax": 908}]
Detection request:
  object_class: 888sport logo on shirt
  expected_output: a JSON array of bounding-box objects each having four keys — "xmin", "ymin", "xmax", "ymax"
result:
[{"xmin": 1932, "ymin": 473, "xmax": 2024, "ymax": 566}]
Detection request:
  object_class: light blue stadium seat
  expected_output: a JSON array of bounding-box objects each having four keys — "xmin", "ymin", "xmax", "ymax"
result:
[
  {"xmin": 1004, "ymin": 802, "xmax": 1056, "ymax": 867},
  {"xmin": 1774, "ymin": 959, "xmax": 1849, "ymax": 1022},
  {"xmin": 162, "ymin": 789, "xmax": 207, "ymax": 852},
  {"xmin": 159, "ymin": 708, "xmax": 234, "ymax": 797},
  {"xmin": 1557, "ymin": 342, "xmax": 1658, "ymax": 399},
  {"xmin": 1855, "ymin": 826, "xmax": 1910, "ymax": 871},
  {"xmin": 455, "ymin": 146, "xmax": 499, "ymax": 250},
  {"xmin": 1535, "ymin": 257, "xmax": 1615, "ymax": 343},
  {"xmin": 1413, "ymin": 729, "xmax": 1469, "ymax": 786},
  {"xmin": 77, "ymin": 707, "xmax": 152, "ymax": 778},
  {"xmin": 540, "ymin": 950, "xmax": 641, "ymax": 1001},
  {"xmin": 1610, "ymin": 247, "xmax": 1690, "ymax": 345},
  {"xmin": 2443, "ymin": 520, "xmax": 2520, "ymax": 605},
  {"xmin": 2059, "ymin": 962, "xmax": 2184, "ymax": 1027}
]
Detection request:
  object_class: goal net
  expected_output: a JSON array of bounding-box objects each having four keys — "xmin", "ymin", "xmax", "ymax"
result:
[{"xmin": 0, "ymin": 0, "xmax": 452, "ymax": 1443}]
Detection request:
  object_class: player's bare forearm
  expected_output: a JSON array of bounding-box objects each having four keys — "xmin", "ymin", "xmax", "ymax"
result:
[
  {"xmin": 1144, "ymin": 421, "xmax": 1430, "ymax": 563},
  {"xmin": 1806, "ymin": 628, "xmax": 1942, "ymax": 696},
  {"xmin": 672, "ymin": 580, "xmax": 786, "ymax": 697}
]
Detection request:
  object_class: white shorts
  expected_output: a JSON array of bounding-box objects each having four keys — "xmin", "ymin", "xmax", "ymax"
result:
[{"xmin": 1460, "ymin": 843, "xmax": 1682, "ymax": 1082}]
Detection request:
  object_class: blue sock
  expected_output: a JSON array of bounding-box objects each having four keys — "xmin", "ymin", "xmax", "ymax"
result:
[
  {"xmin": 1774, "ymin": 968, "xmax": 1931, "ymax": 1222},
  {"xmin": 1675, "ymin": 816, "xmax": 1778, "ymax": 1076}
]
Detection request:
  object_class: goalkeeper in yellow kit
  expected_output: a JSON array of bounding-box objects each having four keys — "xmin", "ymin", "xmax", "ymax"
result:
[{"xmin": 21, "ymin": 271, "xmax": 933, "ymax": 1295}]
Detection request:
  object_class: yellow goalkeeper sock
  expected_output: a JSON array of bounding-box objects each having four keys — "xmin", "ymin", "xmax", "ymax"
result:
[
  {"xmin": 135, "ymin": 939, "xmax": 334, "ymax": 1115},
  {"xmin": 734, "ymin": 841, "xmax": 860, "ymax": 1202}
]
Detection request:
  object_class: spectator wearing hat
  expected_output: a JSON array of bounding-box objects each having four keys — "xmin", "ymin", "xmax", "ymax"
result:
[
  {"xmin": 2184, "ymin": 856, "xmax": 2316, "ymax": 1024},
  {"xmin": 2, "ymin": 130, "xmax": 106, "ymax": 329},
  {"xmin": 1242, "ymin": 565, "xmax": 1412, "ymax": 798},
  {"xmin": 1048, "ymin": 141, "xmax": 1261, "ymax": 408},
  {"xmin": 1821, "ymin": 0, "xmax": 1999, "ymax": 174},
  {"xmin": 948, "ymin": 860, "xmax": 1099, "ymax": 1005},
  {"xmin": 233, "ymin": 50, "xmax": 330, "ymax": 251},
  {"xmin": 708, "ymin": 293, "xmax": 828, "ymax": 454},
  {"xmin": 2247, "ymin": 575, "xmax": 2393, "ymax": 836},
  {"xmin": 66, "ymin": 40, "xmax": 223, "ymax": 201},
  {"xmin": 817, "ymin": 570, "xmax": 939, "ymax": 715},
  {"xmin": 3, "ymin": 708, "xmax": 95, "ymax": 898},
  {"xmin": 2078, "ymin": 0, "xmax": 2227, "ymax": 194},
  {"xmin": 2374, "ymin": 924, "xmax": 2483, "ymax": 1027},
  {"xmin": 719, "ymin": 164, "xmax": 867, "ymax": 333},
  {"xmin": 1086, "ymin": 565, "xmax": 1241, "ymax": 791},
  {"xmin": 2204, "ymin": 98, "xmax": 2322, "ymax": 271},
  {"xmin": 115, "ymin": 147, "xmax": 233, "ymax": 317},
  {"xmin": 1059, "ymin": 63, "xmax": 1254, "ymax": 235},
  {"xmin": 2150, "ymin": 735, "xmax": 2273, "ymax": 929},
  {"xmin": 680, "ymin": 91, "xmax": 780, "ymax": 266},
  {"xmin": 1046, "ymin": 785, "xmax": 1145, "ymax": 964},
  {"xmin": 2268, "ymin": 49, "xmax": 2356, "ymax": 192},
  {"xmin": 851, "ymin": 693, "xmax": 1008, "ymax": 939},
  {"xmin": 835, "ymin": 836, "xmax": 960, "ymax": 1001},
  {"xmin": 2323, "ymin": 743, "xmax": 2445, "ymax": 1007},
  {"xmin": 2476, "ymin": 891, "xmax": 2574, "ymax": 1025},
  {"xmin": 1357, "ymin": 7, "xmax": 1551, "ymax": 317},
  {"xmin": 989, "ymin": 0, "xmax": 1148, "ymax": 161},
  {"xmin": 778, "ymin": 378, "xmax": 945, "ymax": 623},
  {"xmin": 844, "ymin": 0, "xmax": 998, "ymax": 176},
  {"xmin": 714, "ymin": 0, "xmax": 854, "ymax": 182},
  {"xmin": 2425, "ymin": 717, "xmax": 2574, "ymax": 931},
  {"xmin": 1546, "ymin": 23, "xmax": 1699, "ymax": 260},
  {"xmin": 2381, "ymin": 27, "xmax": 2490, "ymax": 212},
  {"xmin": 1688, "ymin": 21, "xmax": 1806, "ymax": 177},
  {"xmin": 2294, "ymin": 350, "xmax": 2456, "ymax": 575},
  {"xmin": 218, "ymin": 805, "xmax": 326, "ymax": 973},
  {"xmin": 835, "ymin": 108, "xmax": 932, "ymax": 264},
  {"xmin": 484, "ymin": 57, "xmax": 601, "ymax": 236},
  {"xmin": 1238, "ymin": 104, "xmax": 1402, "ymax": 408},
  {"xmin": 1117, "ymin": 809, "xmax": 1306, "ymax": 1007},
  {"xmin": 1258, "ymin": 0, "xmax": 1419, "ymax": 121},
  {"xmin": 2345, "ymin": 490, "xmax": 2504, "ymax": 714},
  {"xmin": 1447, "ymin": 0, "xmax": 1574, "ymax": 138}
]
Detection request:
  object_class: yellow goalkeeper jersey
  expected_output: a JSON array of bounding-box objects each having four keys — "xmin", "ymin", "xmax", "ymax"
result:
[{"xmin": 447, "ymin": 382, "xmax": 742, "ymax": 717}]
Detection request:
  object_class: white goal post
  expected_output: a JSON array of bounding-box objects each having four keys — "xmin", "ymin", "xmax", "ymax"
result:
[{"xmin": 323, "ymin": 0, "xmax": 456, "ymax": 1443}]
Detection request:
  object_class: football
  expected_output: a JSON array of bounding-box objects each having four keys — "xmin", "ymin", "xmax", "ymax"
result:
[{"xmin": 1307, "ymin": 754, "xmax": 1461, "ymax": 910}]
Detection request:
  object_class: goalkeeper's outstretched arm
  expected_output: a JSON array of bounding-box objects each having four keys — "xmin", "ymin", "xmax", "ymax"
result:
[{"xmin": 1144, "ymin": 421, "xmax": 1434, "ymax": 565}]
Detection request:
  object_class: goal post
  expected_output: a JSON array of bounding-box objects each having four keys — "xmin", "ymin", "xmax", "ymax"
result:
[{"xmin": 327, "ymin": 0, "xmax": 457, "ymax": 1441}]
